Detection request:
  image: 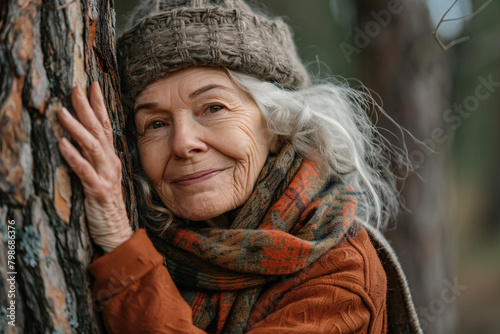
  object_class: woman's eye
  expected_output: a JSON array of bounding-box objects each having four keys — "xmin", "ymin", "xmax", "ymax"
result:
[
  {"xmin": 148, "ymin": 121, "xmax": 166, "ymax": 129},
  {"xmin": 206, "ymin": 105, "xmax": 223, "ymax": 114}
]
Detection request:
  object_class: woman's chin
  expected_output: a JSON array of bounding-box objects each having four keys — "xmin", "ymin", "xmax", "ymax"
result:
[
  {"xmin": 172, "ymin": 196, "xmax": 240, "ymax": 227},
  {"xmin": 166, "ymin": 187, "xmax": 241, "ymax": 223},
  {"xmin": 173, "ymin": 201, "xmax": 232, "ymax": 223}
]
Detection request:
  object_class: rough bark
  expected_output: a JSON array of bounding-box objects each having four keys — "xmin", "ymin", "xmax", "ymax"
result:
[
  {"xmin": 0, "ymin": 0, "xmax": 135, "ymax": 332},
  {"xmin": 352, "ymin": 0, "xmax": 454, "ymax": 333}
]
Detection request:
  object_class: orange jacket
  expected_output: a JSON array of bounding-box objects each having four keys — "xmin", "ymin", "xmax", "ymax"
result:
[{"xmin": 88, "ymin": 229, "xmax": 387, "ymax": 333}]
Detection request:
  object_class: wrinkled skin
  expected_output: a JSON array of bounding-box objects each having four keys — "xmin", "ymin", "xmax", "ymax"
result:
[
  {"xmin": 134, "ymin": 67, "xmax": 271, "ymax": 226},
  {"xmin": 57, "ymin": 83, "xmax": 133, "ymax": 252},
  {"xmin": 58, "ymin": 67, "xmax": 271, "ymax": 251}
]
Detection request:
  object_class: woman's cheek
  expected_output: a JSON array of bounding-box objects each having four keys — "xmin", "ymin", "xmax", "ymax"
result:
[
  {"xmin": 139, "ymin": 126, "xmax": 171, "ymax": 150},
  {"xmin": 138, "ymin": 133, "xmax": 171, "ymax": 179}
]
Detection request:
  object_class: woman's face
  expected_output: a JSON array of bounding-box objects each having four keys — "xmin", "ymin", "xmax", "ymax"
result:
[{"xmin": 134, "ymin": 67, "xmax": 271, "ymax": 223}]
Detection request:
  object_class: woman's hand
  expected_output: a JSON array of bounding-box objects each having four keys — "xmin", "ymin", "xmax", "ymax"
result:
[{"xmin": 57, "ymin": 82, "xmax": 133, "ymax": 253}]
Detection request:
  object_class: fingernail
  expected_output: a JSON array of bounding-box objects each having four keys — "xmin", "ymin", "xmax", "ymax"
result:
[
  {"xmin": 60, "ymin": 137, "xmax": 69, "ymax": 146},
  {"xmin": 61, "ymin": 107, "xmax": 70, "ymax": 116},
  {"xmin": 72, "ymin": 86, "xmax": 81, "ymax": 97}
]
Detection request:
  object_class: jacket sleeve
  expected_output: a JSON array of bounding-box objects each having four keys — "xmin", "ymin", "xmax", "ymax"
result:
[
  {"xmin": 88, "ymin": 229, "xmax": 386, "ymax": 334},
  {"xmin": 87, "ymin": 229, "xmax": 205, "ymax": 334},
  {"xmin": 246, "ymin": 229, "xmax": 388, "ymax": 334}
]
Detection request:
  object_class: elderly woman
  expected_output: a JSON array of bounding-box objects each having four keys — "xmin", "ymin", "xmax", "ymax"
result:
[{"xmin": 57, "ymin": 0, "xmax": 422, "ymax": 333}]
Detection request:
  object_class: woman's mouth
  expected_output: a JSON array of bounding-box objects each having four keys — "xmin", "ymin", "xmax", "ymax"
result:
[{"xmin": 172, "ymin": 169, "xmax": 226, "ymax": 186}]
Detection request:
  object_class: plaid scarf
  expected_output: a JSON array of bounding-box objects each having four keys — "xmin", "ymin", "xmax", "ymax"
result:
[{"xmin": 147, "ymin": 145, "xmax": 361, "ymax": 333}]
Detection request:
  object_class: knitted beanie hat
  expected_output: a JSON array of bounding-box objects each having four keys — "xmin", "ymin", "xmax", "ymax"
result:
[{"xmin": 117, "ymin": 0, "xmax": 309, "ymax": 105}]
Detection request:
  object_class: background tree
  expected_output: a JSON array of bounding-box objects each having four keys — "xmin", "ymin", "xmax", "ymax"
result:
[
  {"xmin": 245, "ymin": 0, "xmax": 499, "ymax": 332},
  {"xmin": 0, "ymin": 0, "xmax": 135, "ymax": 332},
  {"xmin": 2, "ymin": 0, "xmax": 498, "ymax": 332},
  {"xmin": 352, "ymin": 1, "xmax": 454, "ymax": 333}
]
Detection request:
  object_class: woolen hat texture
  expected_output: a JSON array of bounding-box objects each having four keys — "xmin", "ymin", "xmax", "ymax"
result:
[{"xmin": 117, "ymin": 0, "xmax": 309, "ymax": 105}]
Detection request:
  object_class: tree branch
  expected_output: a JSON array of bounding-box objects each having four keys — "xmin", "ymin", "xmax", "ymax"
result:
[{"xmin": 433, "ymin": 0, "xmax": 493, "ymax": 51}]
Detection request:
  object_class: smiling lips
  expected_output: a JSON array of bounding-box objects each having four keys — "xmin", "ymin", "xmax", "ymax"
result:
[{"xmin": 172, "ymin": 169, "xmax": 226, "ymax": 186}]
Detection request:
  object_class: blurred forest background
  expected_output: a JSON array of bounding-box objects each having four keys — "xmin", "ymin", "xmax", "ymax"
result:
[
  {"xmin": 113, "ymin": 0, "xmax": 500, "ymax": 333},
  {"xmin": 1, "ymin": 0, "xmax": 497, "ymax": 332}
]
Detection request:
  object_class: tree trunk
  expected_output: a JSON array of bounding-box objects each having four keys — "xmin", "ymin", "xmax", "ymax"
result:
[
  {"xmin": 0, "ymin": 0, "xmax": 135, "ymax": 332},
  {"xmin": 352, "ymin": 0, "xmax": 454, "ymax": 333}
]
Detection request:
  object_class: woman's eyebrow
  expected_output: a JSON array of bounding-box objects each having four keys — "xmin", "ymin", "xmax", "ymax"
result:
[
  {"xmin": 188, "ymin": 84, "xmax": 232, "ymax": 99},
  {"xmin": 134, "ymin": 102, "xmax": 159, "ymax": 114},
  {"xmin": 134, "ymin": 84, "xmax": 232, "ymax": 114}
]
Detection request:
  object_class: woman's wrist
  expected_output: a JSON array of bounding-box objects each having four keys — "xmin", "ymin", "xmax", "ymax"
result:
[
  {"xmin": 85, "ymin": 202, "xmax": 134, "ymax": 253},
  {"xmin": 99, "ymin": 224, "xmax": 134, "ymax": 253}
]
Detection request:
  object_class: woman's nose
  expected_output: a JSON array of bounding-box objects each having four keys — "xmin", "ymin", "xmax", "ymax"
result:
[{"xmin": 170, "ymin": 119, "xmax": 208, "ymax": 159}]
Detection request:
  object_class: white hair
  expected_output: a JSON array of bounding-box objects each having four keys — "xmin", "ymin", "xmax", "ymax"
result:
[
  {"xmin": 227, "ymin": 70, "xmax": 410, "ymax": 230},
  {"xmin": 132, "ymin": 70, "xmax": 411, "ymax": 231}
]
